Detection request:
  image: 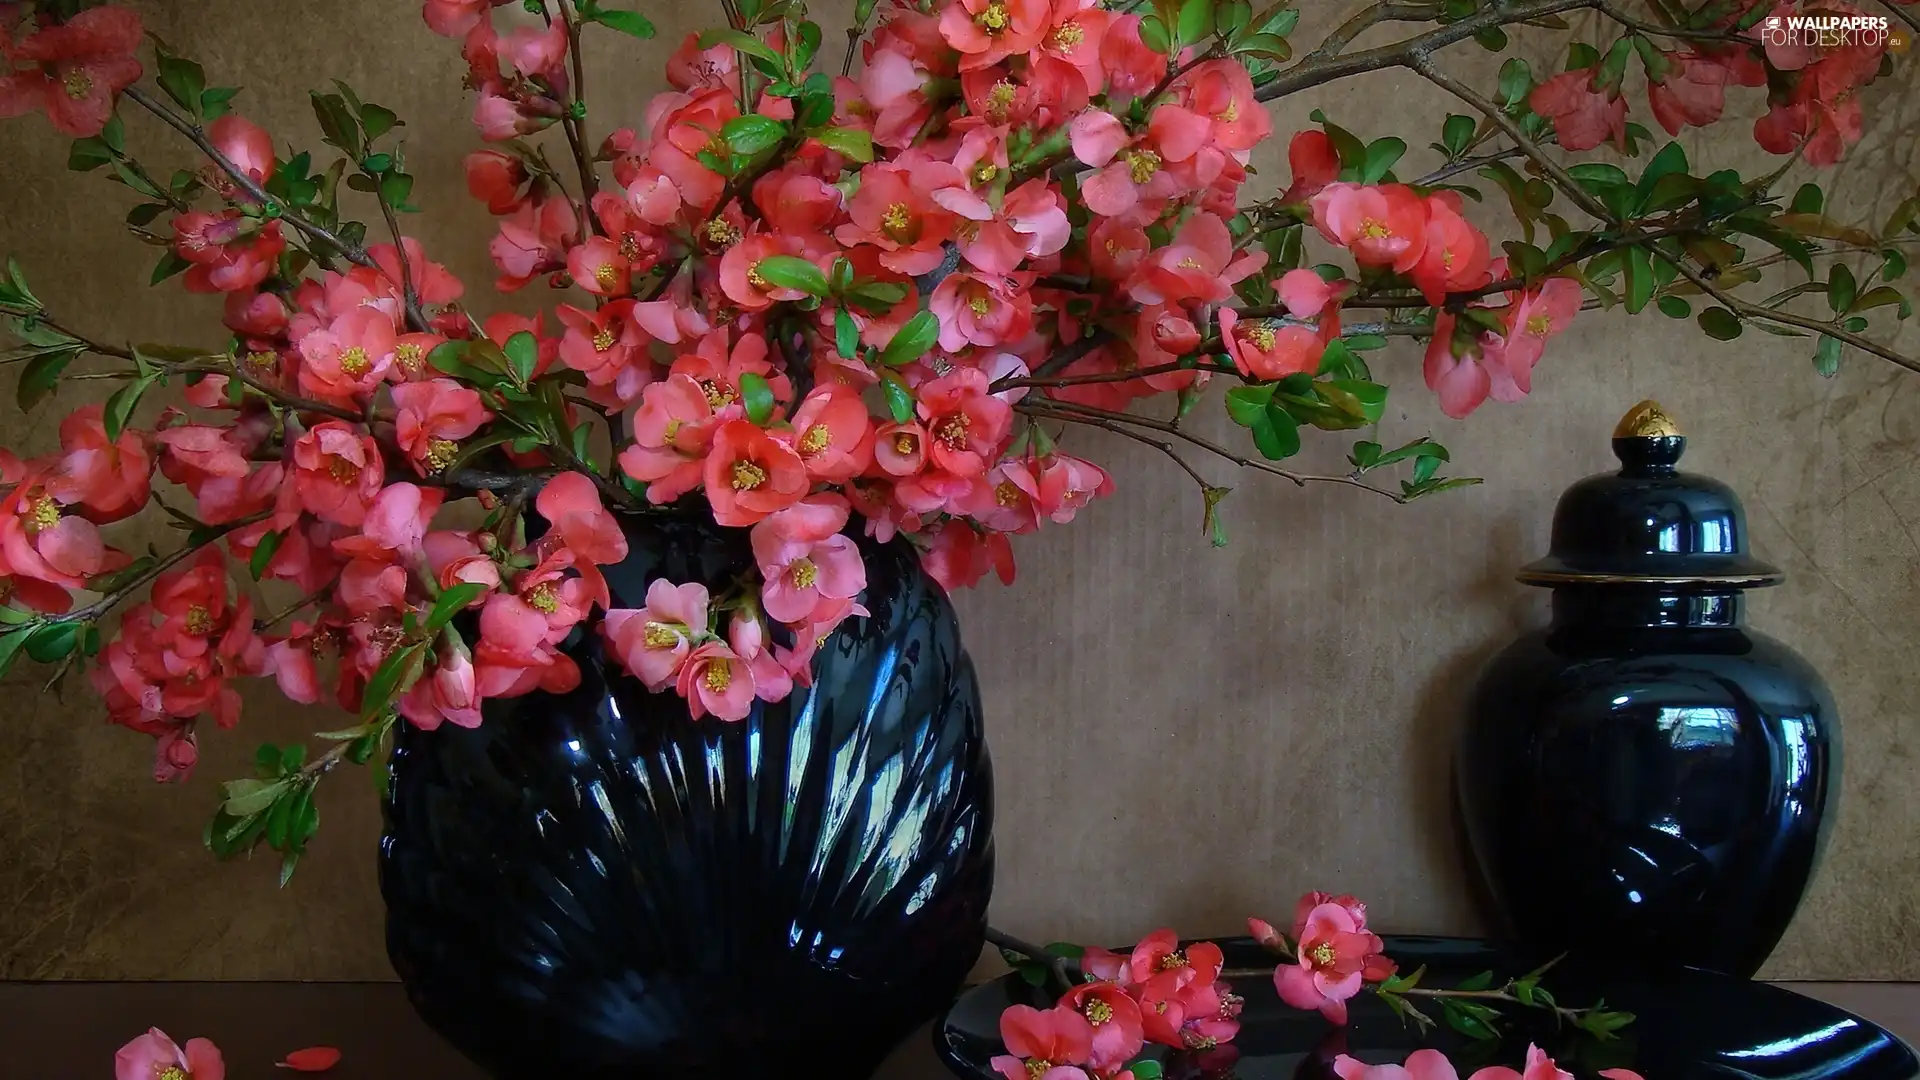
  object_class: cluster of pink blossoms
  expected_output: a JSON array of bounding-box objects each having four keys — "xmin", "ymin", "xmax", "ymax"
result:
[{"xmin": 1336, "ymin": 1045, "xmax": 1645, "ymax": 1080}]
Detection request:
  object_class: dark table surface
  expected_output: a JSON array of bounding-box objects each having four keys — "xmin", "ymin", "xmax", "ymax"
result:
[{"xmin": 5, "ymin": 981, "xmax": 1914, "ymax": 1078}]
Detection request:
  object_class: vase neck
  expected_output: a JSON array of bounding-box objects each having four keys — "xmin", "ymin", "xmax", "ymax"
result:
[{"xmin": 1550, "ymin": 588, "xmax": 1743, "ymax": 629}]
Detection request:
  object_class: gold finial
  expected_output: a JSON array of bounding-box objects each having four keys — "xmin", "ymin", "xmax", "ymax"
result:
[{"xmin": 1614, "ymin": 399, "xmax": 1682, "ymax": 438}]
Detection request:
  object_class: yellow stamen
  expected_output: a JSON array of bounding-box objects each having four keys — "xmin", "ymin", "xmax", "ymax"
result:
[
  {"xmin": 703, "ymin": 659, "xmax": 732, "ymax": 692},
  {"xmin": 731, "ymin": 460, "xmax": 767, "ymax": 490},
  {"xmin": 526, "ymin": 582, "xmax": 559, "ymax": 614},
  {"xmin": 339, "ymin": 346, "xmax": 371, "ymax": 377},
  {"xmin": 976, "ymin": 1, "xmax": 1010, "ymax": 31},
  {"xmin": 327, "ymin": 456, "xmax": 359, "ymax": 483},
  {"xmin": 935, "ymin": 412, "xmax": 971, "ymax": 449},
  {"xmin": 1527, "ymin": 314, "xmax": 1553, "ymax": 336},
  {"xmin": 1083, "ymin": 998, "xmax": 1113, "ymax": 1025},
  {"xmin": 789, "ymin": 558, "xmax": 818, "ymax": 589},
  {"xmin": 702, "ymin": 379, "xmax": 736, "ymax": 409},
  {"xmin": 892, "ymin": 432, "xmax": 919, "ymax": 456},
  {"xmin": 1184, "ymin": 1032, "xmax": 1219, "ymax": 1050},
  {"xmin": 1176, "ymin": 256, "xmax": 1202, "ymax": 269},
  {"xmin": 1246, "ymin": 323, "xmax": 1277, "ymax": 351},
  {"xmin": 1157, "ymin": 950, "xmax": 1189, "ymax": 971},
  {"xmin": 1360, "ymin": 218, "xmax": 1391, "ymax": 240},
  {"xmin": 426, "ymin": 438, "xmax": 460, "ymax": 472},
  {"xmin": 156, "ymin": 1068, "xmax": 188, "ymax": 1080},
  {"xmin": 663, "ymin": 418, "xmax": 684, "ymax": 441},
  {"xmin": 619, "ymin": 234, "xmax": 643, "ymax": 261},
  {"xmin": 747, "ymin": 265, "xmax": 770, "ymax": 289},
  {"xmin": 798, "ymin": 424, "xmax": 832, "ymax": 454},
  {"xmin": 968, "ymin": 296, "xmax": 991, "ymax": 316},
  {"xmin": 994, "ymin": 480, "xmax": 1021, "ymax": 507},
  {"xmin": 1024, "ymin": 1060, "xmax": 1050, "ymax": 1080},
  {"xmin": 592, "ymin": 327, "xmax": 617, "ymax": 352},
  {"xmin": 704, "ymin": 218, "xmax": 741, "ymax": 247},
  {"xmin": 881, "ymin": 201, "xmax": 913, "ymax": 239},
  {"xmin": 184, "ymin": 605, "xmax": 213, "ymax": 635},
  {"xmin": 972, "ymin": 161, "xmax": 998, "ymax": 184},
  {"xmin": 1125, "ymin": 149, "xmax": 1161, "ymax": 184},
  {"xmin": 1218, "ymin": 100, "xmax": 1239, "ymax": 123},
  {"xmin": 1051, "ymin": 22, "xmax": 1085, "ymax": 50},
  {"xmin": 244, "ymin": 350, "xmax": 279, "ymax": 371},
  {"xmin": 25, "ymin": 495, "xmax": 59, "ymax": 534},
  {"xmin": 1310, "ymin": 941, "xmax": 1337, "ymax": 968},
  {"xmin": 986, "ymin": 80, "xmax": 1017, "ymax": 120},
  {"xmin": 394, "ymin": 341, "xmax": 424, "ymax": 373},
  {"xmin": 63, "ymin": 70, "xmax": 92, "ymax": 100},
  {"xmin": 593, "ymin": 263, "xmax": 620, "ymax": 287},
  {"xmin": 643, "ymin": 622, "xmax": 680, "ymax": 648}
]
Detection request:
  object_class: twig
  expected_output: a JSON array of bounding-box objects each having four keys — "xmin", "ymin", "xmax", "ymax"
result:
[
  {"xmin": 1255, "ymin": 0, "xmax": 1603, "ymax": 101},
  {"xmin": 985, "ymin": 927, "xmax": 1080, "ymax": 994},
  {"xmin": 1674, "ymin": 260, "xmax": 1920, "ymax": 375},
  {"xmin": 554, "ymin": 0, "xmax": 602, "ymax": 215},
  {"xmin": 44, "ymin": 511, "xmax": 270, "ymax": 626},
  {"xmin": 1413, "ymin": 144, "xmax": 1529, "ymax": 187},
  {"xmin": 255, "ymin": 587, "xmax": 328, "ymax": 633},
  {"xmin": 1021, "ymin": 401, "xmax": 1409, "ymax": 503},
  {"xmin": 375, "ymin": 195, "xmax": 423, "ymax": 334},
  {"xmin": 1594, "ymin": 1, "xmax": 1745, "ymax": 41},
  {"xmin": 1878, "ymin": 0, "xmax": 1920, "ymax": 34},
  {"xmin": 1304, "ymin": 1, "xmax": 1444, "ymax": 63},
  {"xmin": 122, "ymin": 87, "xmax": 431, "ymax": 333}
]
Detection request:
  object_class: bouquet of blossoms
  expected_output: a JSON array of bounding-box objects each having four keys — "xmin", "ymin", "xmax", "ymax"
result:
[{"xmin": 0, "ymin": 0, "xmax": 1913, "ymax": 883}]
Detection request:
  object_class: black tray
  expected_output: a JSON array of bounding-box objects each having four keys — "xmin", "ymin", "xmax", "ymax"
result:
[{"xmin": 935, "ymin": 936, "xmax": 1918, "ymax": 1079}]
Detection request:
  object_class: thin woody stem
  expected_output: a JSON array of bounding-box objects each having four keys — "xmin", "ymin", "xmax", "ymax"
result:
[
  {"xmin": 985, "ymin": 927, "xmax": 1081, "ymax": 994},
  {"xmin": 255, "ymin": 587, "xmax": 329, "ymax": 633},
  {"xmin": 555, "ymin": 0, "xmax": 602, "ymax": 216},
  {"xmin": 43, "ymin": 510, "xmax": 271, "ymax": 626},
  {"xmin": 1674, "ymin": 260, "xmax": 1920, "ymax": 375},
  {"xmin": 122, "ymin": 87, "xmax": 432, "ymax": 333}
]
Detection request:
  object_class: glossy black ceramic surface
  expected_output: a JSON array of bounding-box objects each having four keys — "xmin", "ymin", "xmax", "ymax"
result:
[
  {"xmin": 1459, "ymin": 421, "xmax": 1836, "ymax": 978},
  {"xmin": 937, "ymin": 937, "xmax": 1919, "ymax": 1080},
  {"xmin": 379, "ymin": 513, "xmax": 994, "ymax": 1079}
]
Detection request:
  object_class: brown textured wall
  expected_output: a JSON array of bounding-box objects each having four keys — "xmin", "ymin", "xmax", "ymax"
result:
[{"xmin": 1, "ymin": 1, "xmax": 1916, "ymax": 982}]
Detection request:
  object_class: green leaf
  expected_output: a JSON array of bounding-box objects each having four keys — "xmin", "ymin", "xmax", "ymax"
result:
[
  {"xmin": 1656, "ymin": 295, "xmax": 1691, "ymax": 319},
  {"xmin": 424, "ymin": 582, "xmax": 487, "ymax": 635},
  {"xmin": 309, "ymin": 91, "xmax": 363, "ymax": 158},
  {"xmin": 1224, "ymin": 383, "xmax": 1277, "ymax": 426},
  {"xmin": 150, "ymin": 250, "xmax": 192, "ymax": 286},
  {"xmin": 1852, "ymin": 285, "xmax": 1907, "ymax": 315},
  {"xmin": 1455, "ymin": 970, "xmax": 1496, "ymax": 992},
  {"xmin": 722, "ymin": 114, "xmax": 788, "ymax": 156},
  {"xmin": 1441, "ymin": 114, "xmax": 1476, "ymax": 157},
  {"xmin": 1310, "ymin": 110, "xmax": 1367, "ymax": 177},
  {"xmin": 754, "ymin": 254, "xmax": 829, "ymax": 297},
  {"xmin": 1473, "ymin": 25, "xmax": 1508, "ymax": 50},
  {"xmin": 1828, "ymin": 263, "xmax": 1857, "ymax": 313},
  {"xmin": 278, "ymin": 850, "xmax": 301, "ymax": 887},
  {"xmin": 1498, "ymin": 57, "xmax": 1534, "ymax": 109},
  {"xmin": 103, "ymin": 374, "xmax": 157, "ymax": 441},
  {"xmin": 1441, "ymin": 1000, "xmax": 1499, "ymax": 1041},
  {"xmin": 157, "ymin": 52, "xmax": 208, "ymax": 118},
  {"xmin": 359, "ymin": 102, "xmax": 400, "ymax": 142},
  {"xmin": 1624, "ymin": 245, "xmax": 1654, "ymax": 314},
  {"xmin": 590, "ymin": 8, "xmax": 657, "ymax": 37},
  {"xmin": 881, "ymin": 373, "xmax": 914, "ymax": 423},
  {"xmin": 1813, "ymin": 333, "xmax": 1843, "ymax": 377},
  {"xmin": 0, "ymin": 628, "xmax": 29, "ymax": 681},
  {"xmin": 1790, "ymin": 182, "xmax": 1824, "ymax": 216},
  {"xmin": 68, "ymin": 136, "xmax": 114, "ymax": 172},
  {"xmin": 1234, "ymin": 31, "xmax": 1291, "ymax": 59},
  {"xmin": 16, "ymin": 347, "xmax": 81, "ymax": 412},
  {"xmin": 1320, "ymin": 379, "xmax": 1387, "ymax": 425},
  {"xmin": 1216, "ymin": 0, "xmax": 1251, "ymax": 39},
  {"xmin": 1884, "ymin": 249, "xmax": 1908, "ymax": 282},
  {"xmin": 379, "ymin": 170, "xmax": 415, "ymax": 211},
  {"xmin": 740, "ymin": 371, "xmax": 775, "ymax": 425},
  {"xmin": 1251, "ymin": 405, "xmax": 1301, "ymax": 460},
  {"xmin": 361, "ymin": 642, "xmax": 427, "ymax": 722},
  {"xmin": 503, "ymin": 331, "xmax": 539, "ymax": 386},
  {"xmin": 199, "ymin": 86, "xmax": 241, "ymax": 121},
  {"xmin": 1176, "ymin": 0, "xmax": 1215, "ymax": 46},
  {"xmin": 1698, "ymin": 306, "xmax": 1743, "ymax": 340},
  {"xmin": 816, "ymin": 126, "xmax": 874, "ymax": 163},
  {"xmin": 879, "ymin": 309, "xmax": 940, "ymax": 367},
  {"xmin": 1127, "ymin": 1062, "xmax": 1164, "ymax": 1080},
  {"xmin": 1361, "ymin": 137, "xmax": 1406, "ymax": 184},
  {"xmin": 24, "ymin": 621, "xmax": 80, "ymax": 663},
  {"xmin": 221, "ymin": 777, "xmax": 289, "ymax": 819},
  {"xmin": 249, "ymin": 530, "xmax": 285, "ymax": 580},
  {"xmin": 1138, "ymin": 13, "xmax": 1171, "ymax": 54},
  {"xmin": 1635, "ymin": 141, "xmax": 1689, "ymax": 209},
  {"xmin": 834, "ymin": 307, "xmax": 860, "ymax": 359},
  {"xmin": 697, "ymin": 27, "xmax": 785, "ymax": 68}
]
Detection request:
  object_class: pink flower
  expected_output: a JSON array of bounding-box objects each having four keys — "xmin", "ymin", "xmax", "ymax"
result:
[
  {"xmin": 1411, "ymin": 196, "xmax": 1493, "ymax": 304},
  {"xmin": 372, "ymin": 238, "xmax": 465, "ymax": 307},
  {"xmin": 1310, "ymin": 183, "xmax": 1428, "ymax": 271},
  {"xmin": 1183, "ymin": 60, "xmax": 1270, "ymax": 151},
  {"xmin": 536, "ymin": 471, "xmax": 628, "ymax": 567},
  {"xmin": 1466, "ymin": 1045, "xmax": 1576, "ymax": 1080},
  {"xmin": 989, "ymin": 1005, "xmax": 1094, "ymax": 1080},
  {"xmin": 400, "ymin": 635, "xmax": 483, "ymax": 730},
  {"xmin": 1127, "ymin": 211, "xmax": 1265, "ymax": 306},
  {"xmin": 1219, "ymin": 309, "xmax": 1322, "ymax": 381},
  {"xmin": 1128, "ymin": 929, "xmax": 1224, "ymax": 989},
  {"xmin": 290, "ymin": 422, "xmax": 384, "ymax": 527},
  {"xmin": 1007, "ymin": 453, "xmax": 1113, "ymax": 524},
  {"xmin": 929, "ymin": 272, "xmax": 1035, "ymax": 352},
  {"xmin": 752, "ymin": 517, "xmax": 865, "ymax": 625},
  {"xmin": 423, "ymin": 0, "xmax": 507, "ymax": 37},
  {"xmin": 298, "ymin": 307, "xmax": 398, "ymax": 403},
  {"xmin": 1648, "ymin": 49, "xmax": 1730, "ymax": 134},
  {"xmin": 603, "ymin": 578, "xmax": 710, "ymax": 691},
  {"xmin": 1274, "ymin": 901, "xmax": 1388, "ymax": 1024},
  {"xmin": 392, "ymin": 379, "xmax": 493, "ymax": 477},
  {"xmin": 567, "ymin": 235, "xmax": 633, "ymax": 297},
  {"xmin": 676, "ymin": 640, "xmax": 756, "ymax": 721},
  {"xmin": 172, "ymin": 212, "xmax": 285, "ymax": 294},
  {"xmin": 618, "ymin": 374, "xmax": 719, "ymax": 505},
  {"xmin": 115, "ymin": 1027, "xmax": 225, "ymax": 1080},
  {"xmin": 940, "ymin": 0, "xmax": 1050, "ymax": 70},
  {"xmin": 935, "ymin": 178, "xmax": 1071, "ymax": 276},
  {"xmin": 49, "ymin": 403, "xmax": 150, "ymax": 523},
  {"xmin": 1501, "ymin": 277, "xmax": 1581, "ymax": 378},
  {"xmin": 465, "ymin": 148, "xmax": 530, "ymax": 214},
  {"xmin": 1530, "ymin": 68, "xmax": 1627, "ymax": 152},
  {"xmin": 832, "ymin": 158, "xmax": 961, "ymax": 277},
  {"xmin": 209, "ymin": 114, "xmax": 275, "ymax": 185},
  {"xmin": 920, "ymin": 517, "xmax": 1015, "ymax": 590},
  {"xmin": 718, "ymin": 232, "xmax": 816, "ymax": 311},
  {"xmin": 788, "ymin": 384, "xmax": 875, "ymax": 483},
  {"xmin": 1061, "ymin": 982, "xmax": 1144, "ymax": 1072},
  {"xmin": 703, "ymin": 420, "xmax": 808, "ymax": 527},
  {"xmin": 1070, "ymin": 107, "xmax": 1211, "ymax": 218},
  {"xmin": 1334, "ymin": 1049, "xmax": 1461, "ymax": 1080},
  {"xmin": 666, "ymin": 31, "xmax": 736, "ymax": 90},
  {"xmin": 0, "ymin": 462, "xmax": 122, "ymax": 590},
  {"xmin": 0, "ymin": 5, "xmax": 143, "ymax": 137},
  {"xmin": 917, "ymin": 367, "xmax": 1013, "ymax": 477},
  {"xmin": 1283, "ymin": 130, "xmax": 1341, "ymax": 203},
  {"xmin": 1100, "ymin": 16, "xmax": 1167, "ymax": 99},
  {"xmin": 490, "ymin": 194, "xmax": 578, "ymax": 290}
]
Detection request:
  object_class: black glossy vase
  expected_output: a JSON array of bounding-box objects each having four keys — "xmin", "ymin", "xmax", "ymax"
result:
[
  {"xmin": 1457, "ymin": 401, "xmax": 1838, "ymax": 979},
  {"xmin": 378, "ymin": 512, "xmax": 994, "ymax": 1079}
]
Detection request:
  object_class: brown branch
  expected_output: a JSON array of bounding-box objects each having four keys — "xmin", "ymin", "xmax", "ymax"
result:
[
  {"xmin": 46, "ymin": 511, "xmax": 271, "ymax": 626},
  {"xmin": 255, "ymin": 587, "xmax": 328, "ymax": 633},
  {"xmin": 122, "ymin": 87, "xmax": 432, "ymax": 334},
  {"xmin": 1255, "ymin": 0, "xmax": 1603, "ymax": 101},
  {"xmin": 1303, "ymin": 1, "xmax": 1444, "ymax": 63},
  {"xmin": 1674, "ymin": 260, "xmax": 1920, "ymax": 376},
  {"xmin": 1594, "ymin": 1, "xmax": 1747, "ymax": 41},
  {"xmin": 1877, "ymin": 0, "xmax": 1920, "ymax": 34},
  {"xmin": 1413, "ymin": 144, "xmax": 1530, "ymax": 187},
  {"xmin": 554, "ymin": 0, "xmax": 602, "ymax": 217},
  {"xmin": 1020, "ymin": 401, "xmax": 1409, "ymax": 503}
]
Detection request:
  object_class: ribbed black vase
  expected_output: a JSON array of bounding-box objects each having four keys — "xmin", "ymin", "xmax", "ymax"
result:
[{"xmin": 378, "ymin": 511, "xmax": 994, "ymax": 1079}]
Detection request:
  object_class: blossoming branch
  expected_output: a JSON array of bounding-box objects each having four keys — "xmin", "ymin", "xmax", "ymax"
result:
[{"xmin": 0, "ymin": 0, "xmax": 1913, "ymax": 879}]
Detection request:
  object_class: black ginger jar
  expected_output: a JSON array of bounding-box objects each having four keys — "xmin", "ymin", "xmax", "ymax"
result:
[
  {"xmin": 1456, "ymin": 401, "xmax": 1838, "ymax": 978},
  {"xmin": 378, "ymin": 510, "xmax": 994, "ymax": 1078}
]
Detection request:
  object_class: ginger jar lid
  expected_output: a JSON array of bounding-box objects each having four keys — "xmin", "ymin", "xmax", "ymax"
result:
[{"xmin": 1515, "ymin": 401, "xmax": 1784, "ymax": 589}]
